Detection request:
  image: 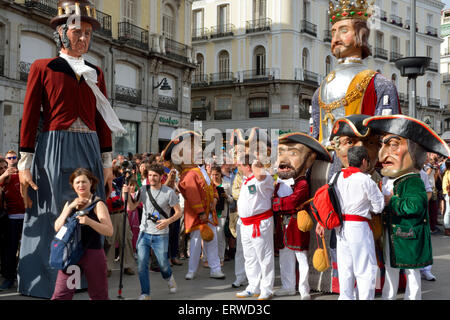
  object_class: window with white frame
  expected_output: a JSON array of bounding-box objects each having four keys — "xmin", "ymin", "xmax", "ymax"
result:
[
  {"xmin": 249, "ymin": 97, "xmax": 269, "ymax": 118},
  {"xmin": 122, "ymin": 0, "xmax": 137, "ymax": 24},
  {"xmin": 217, "ymin": 4, "xmax": 230, "ymax": 33},
  {"xmin": 302, "ymin": 48, "xmax": 309, "ymax": 70},
  {"xmin": 163, "ymin": 4, "xmax": 175, "ymax": 40},
  {"xmin": 192, "ymin": 9, "xmax": 204, "ymax": 38},
  {"xmin": 218, "ymin": 50, "xmax": 230, "ymax": 77},
  {"xmin": 426, "ymin": 45, "xmax": 433, "ymax": 58},
  {"xmin": 253, "ymin": 0, "xmax": 267, "ymax": 20},
  {"xmin": 254, "ymin": 46, "xmax": 266, "ymax": 75}
]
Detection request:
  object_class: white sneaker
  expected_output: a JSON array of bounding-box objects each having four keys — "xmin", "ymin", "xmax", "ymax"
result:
[
  {"xmin": 168, "ymin": 275, "xmax": 177, "ymax": 293},
  {"xmin": 301, "ymin": 293, "xmax": 312, "ymax": 300},
  {"xmin": 236, "ymin": 290, "xmax": 260, "ymax": 298},
  {"xmin": 232, "ymin": 278, "xmax": 248, "ymax": 288},
  {"xmin": 257, "ymin": 292, "xmax": 273, "ymax": 300},
  {"xmin": 138, "ymin": 294, "xmax": 151, "ymax": 300},
  {"xmin": 185, "ymin": 272, "xmax": 195, "ymax": 280},
  {"xmin": 210, "ymin": 270, "xmax": 226, "ymax": 279},
  {"xmin": 421, "ymin": 270, "xmax": 436, "ymax": 281},
  {"xmin": 274, "ymin": 288, "xmax": 296, "ymax": 296}
]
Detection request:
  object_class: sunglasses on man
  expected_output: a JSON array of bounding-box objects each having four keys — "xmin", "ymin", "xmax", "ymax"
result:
[{"xmin": 6, "ymin": 156, "xmax": 17, "ymax": 160}]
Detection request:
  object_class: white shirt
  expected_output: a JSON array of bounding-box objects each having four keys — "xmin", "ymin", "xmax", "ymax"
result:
[
  {"xmin": 382, "ymin": 171, "xmax": 430, "ymax": 195},
  {"xmin": 237, "ymin": 173, "xmax": 274, "ymax": 218},
  {"xmin": 335, "ymin": 171, "xmax": 384, "ymax": 220}
]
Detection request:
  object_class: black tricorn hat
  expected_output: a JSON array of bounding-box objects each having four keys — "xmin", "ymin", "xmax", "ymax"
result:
[
  {"xmin": 161, "ymin": 130, "xmax": 201, "ymax": 162},
  {"xmin": 363, "ymin": 115, "xmax": 450, "ymax": 158},
  {"xmin": 279, "ymin": 132, "xmax": 332, "ymax": 162},
  {"xmin": 50, "ymin": 0, "xmax": 101, "ymax": 30},
  {"xmin": 330, "ymin": 114, "xmax": 371, "ymax": 140}
]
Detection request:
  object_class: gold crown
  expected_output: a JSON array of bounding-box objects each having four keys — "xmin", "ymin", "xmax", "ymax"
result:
[{"xmin": 328, "ymin": 0, "xmax": 373, "ymax": 24}]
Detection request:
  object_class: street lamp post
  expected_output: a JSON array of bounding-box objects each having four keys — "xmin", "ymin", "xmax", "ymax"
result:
[{"xmin": 148, "ymin": 77, "xmax": 172, "ymax": 153}]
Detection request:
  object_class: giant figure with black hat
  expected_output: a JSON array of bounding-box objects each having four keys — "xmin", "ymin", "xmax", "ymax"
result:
[
  {"xmin": 272, "ymin": 133, "xmax": 332, "ymax": 300},
  {"xmin": 311, "ymin": 0, "xmax": 400, "ymax": 148},
  {"xmin": 161, "ymin": 131, "xmax": 226, "ymax": 281},
  {"xmin": 363, "ymin": 115, "xmax": 450, "ymax": 300},
  {"xmin": 17, "ymin": 0, "xmax": 125, "ymax": 298}
]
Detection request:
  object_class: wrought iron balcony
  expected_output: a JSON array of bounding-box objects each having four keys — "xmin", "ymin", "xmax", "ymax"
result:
[
  {"xmin": 115, "ymin": 85, "xmax": 141, "ymax": 105},
  {"xmin": 19, "ymin": 61, "xmax": 32, "ymax": 82},
  {"xmin": 25, "ymin": 0, "xmax": 58, "ymax": 16},
  {"xmin": 405, "ymin": 19, "xmax": 418, "ymax": 31},
  {"xmin": 214, "ymin": 109, "xmax": 232, "ymax": 120},
  {"xmin": 158, "ymin": 95, "xmax": 178, "ymax": 111},
  {"xmin": 379, "ymin": 10, "xmax": 387, "ymax": 21},
  {"xmin": 426, "ymin": 26, "xmax": 438, "ymax": 37},
  {"xmin": 242, "ymin": 68, "xmax": 274, "ymax": 82},
  {"xmin": 373, "ymin": 47, "xmax": 388, "ymax": 60},
  {"xmin": 118, "ymin": 22, "xmax": 149, "ymax": 51},
  {"xmin": 209, "ymin": 72, "xmax": 235, "ymax": 85},
  {"xmin": 246, "ymin": 18, "xmax": 272, "ymax": 34},
  {"xmin": 191, "ymin": 73, "xmax": 209, "ymax": 88},
  {"xmin": 427, "ymin": 62, "xmax": 438, "ymax": 72},
  {"xmin": 398, "ymin": 92, "xmax": 406, "ymax": 102},
  {"xmin": 443, "ymin": 73, "xmax": 450, "ymax": 83},
  {"xmin": 0, "ymin": 55, "xmax": 4, "ymax": 77},
  {"xmin": 165, "ymin": 38, "xmax": 188, "ymax": 63},
  {"xmin": 95, "ymin": 10, "xmax": 112, "ymax": 38},
  {"xmin": 389, "ymin": 51, "xmax": 403, "ymax": 62},
  {"xmin": 210, "ymin": 24, "xmax": 235, "ymax": 39},
  {"xmin": 428, "ymin": 98, "xmax": 440, "ymax": 108},
  {"xmin": 301, "ymin": 20, "xmax": 317, "ymax": 37},
  {"xmin": 303, "ymin": 70, "xmax": 319, "ymax": 84},
  {"xmin": 192, "ymin": 27, "xmax": 209, "ymax": 41},
  {"xmin": 323, "ymin": 29, "xmax": 332, "ymax": 43},
  {"xmin": 191, "ymin": 109, "xmax": 207, "ymax": 121},
  {"xmin": 389, "ymin": 14, "xmax": 402, "ymax": 27}
]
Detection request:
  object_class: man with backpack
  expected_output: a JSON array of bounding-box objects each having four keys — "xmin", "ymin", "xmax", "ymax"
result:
[
  {"xmin": 123, "ymin": 163, "xmax": 182, "ymax": 300},
  {"xmin": 317, "ymin": 146, "xmax": 384, "ymax": 300}
]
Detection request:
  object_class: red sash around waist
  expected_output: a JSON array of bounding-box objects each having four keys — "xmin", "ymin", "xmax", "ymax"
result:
[
  {"xmin": 240, "ymin": 209, "xmax": 273, "ymax": 238},
  {"xmin": 342, "ymin": 214, "xmax": 372, "ymax": 231}
]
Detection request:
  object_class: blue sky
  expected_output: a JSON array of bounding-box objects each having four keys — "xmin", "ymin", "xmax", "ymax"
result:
[{"xmin": 445, "ymin": 0, "xmax": 450, "ymax": 9}]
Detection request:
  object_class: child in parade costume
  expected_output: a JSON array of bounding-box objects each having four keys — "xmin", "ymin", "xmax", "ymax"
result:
[
  {"xmin": 17, "ymin": 0, "xmax": 125, "ymax": 298},
  {"xmin": 272, "ymin": 133, "xmax": 332, "ymax": 300},
  {"xmin": 363, "ymin": 115, "xmax": 450, "ymax": 300},
  {"xmin": 161, "ymin": 131, "xmax": 225, "ymax": 280}
]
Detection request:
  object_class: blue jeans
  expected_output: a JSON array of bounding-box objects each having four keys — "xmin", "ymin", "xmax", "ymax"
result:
[{"xmin": 137, "ymin": 232, "xmax": 172, "ymax": 295}]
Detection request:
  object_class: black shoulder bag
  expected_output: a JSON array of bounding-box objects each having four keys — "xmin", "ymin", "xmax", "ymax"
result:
[{"xmin": 146, "ymin": 185, "xmax": 170, "ymax": 222}]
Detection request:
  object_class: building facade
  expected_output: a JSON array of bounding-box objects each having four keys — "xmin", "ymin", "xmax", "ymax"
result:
[
  {"xmin": 0, "ymin": 0, "xmax": 196, "ymax": 156},
  {"xmin": 191, "ymin": 0, "xmax": 444, "ymax": 136},
  {"xmin": 441, "ymin": 7, "xmax": 450, "ymax": 136}
]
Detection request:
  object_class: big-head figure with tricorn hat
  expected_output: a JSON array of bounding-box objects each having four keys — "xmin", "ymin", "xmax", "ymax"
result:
[
  {"xmin": 17, "ymin": 0, "xmax": 123, "ymax": 299},
  {"xmin": 363, "ymin": 114, "xmax": 450, "ymax": 300},
  {"xmin": 311, "ymin": 0, "xmax": 400, "ymax": 147}
]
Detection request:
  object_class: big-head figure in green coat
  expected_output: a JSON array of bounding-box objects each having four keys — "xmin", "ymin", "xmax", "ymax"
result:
[{"xmin": 363, "ymin": 115, "xmax": 450, "ymax": 269}]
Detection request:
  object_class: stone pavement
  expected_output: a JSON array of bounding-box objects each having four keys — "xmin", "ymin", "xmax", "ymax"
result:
[{"xmin": 0, "ymin": 224, "xmax": 449, "ymax": 301}]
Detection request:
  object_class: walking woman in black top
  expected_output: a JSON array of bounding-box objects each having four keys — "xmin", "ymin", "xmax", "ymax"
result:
[{"xmin": 52, "ymin": 168, "xmax": 113, "ymax": 300}]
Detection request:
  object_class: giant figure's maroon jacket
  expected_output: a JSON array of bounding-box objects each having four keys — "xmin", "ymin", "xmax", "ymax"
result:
[{"xmin": 20, "ymin": 57, "xmax": 112, "ymax": 153}]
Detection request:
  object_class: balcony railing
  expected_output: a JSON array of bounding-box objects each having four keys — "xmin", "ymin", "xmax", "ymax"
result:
[
  {"xmin": 323, "ymin": 29, "xmax": 332, "ymax": 43},
  {"xmin": 158, "ymin": 95, "xmax": 178, "ymax": 111},
  {"xmin": 214, "ymin": 109, "xmax": 232, "ymax": 120},
  {"xmin": 379, "ymin": 10, "xmax": 387, "ymax": 21},
  {"xmin": 242, "ymin": 68, "xmax": 273, "ymax": 82},
  {"xmin": 303, "ymin": 70, "xmax": 319, "ymax": 84},
  {"xmin": 25, "ymin": 0, "xmax": 58, "ymax": 16},
  {"xmin": 443, "ymin": 48, "xmax": 450, "ymax": 56},
  {"xmin": 191, "ymin": 109, "xmax": 207, "ymax": 121},
  {"xmin": 209, "ymin": 72, "xmax": 235, "ymax": 85},
  {"xmin": 192, "ymin": 73, "xmax": 209, "ymax": 87},
  {"xmin": 443, "ymin": 73, "xmax": 450, "ymax": 83},
  {"xmin": 373, "ymin": 47, "xmax": 388, "ymax": 60},
  {"xmin": 19, "ymin": 61, "xmax": 32, "ymax": 82},
  {"xmin": 426, "ymin": 26, "xmax": 438, "ymax": 37},
  {"xmin": 165, "ymin": 38, "xmax": 188, "ymax": 63},
  {"xmin": 389, "ymin": 14, "xmax": 403, "ymax": 27},
  {"xmin": 95, "ymin": 10, "xmax": 112, "ymax": 38},
  {"xmin": 0, "ymin": 55, "xmax": 4, "ymax": 77},
  {"xmin": 192, "ymin": 27, "xmax": 209, "ymax": 41},
  {"xmin": 115, "ymin": 85, "xmax": 141, "ymax": 105},
  {"xmin": 405, "ymin": 19, "xmax": 418, "ymax": 31},
  {"xmin": 389, "ymin": 51, "xmax": 403, "ymax": 62},
  {"xmin": 118, "ymin": 21, "xmax": 149, "ymax": 51},
  {"xmin": 210, "ymin": 24, "xmax": 235, "ymax": 39},
  {"xmin": 246, "ymin": 18, "xmax": 272, "ymax": 33},
  {"xmin": 301, "ymin": 20, "xmax": 317, "ymax": 37},
  {"xmin": 427, "ymin": 62, "xmax": 438, "ymax": 72},
  {"xmin": 428, "ymin": 98, "xmax": 440, "ymax": 108},
  {"xmin": 398, "ymin": 92, "xmax": 406, "ymax": 102}
]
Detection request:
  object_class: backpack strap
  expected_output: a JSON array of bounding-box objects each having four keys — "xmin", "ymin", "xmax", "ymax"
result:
[{"xmin": 146, "ymin": 185, "xmax": 169, "ymax": 219}]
